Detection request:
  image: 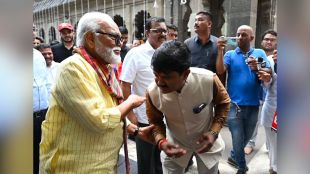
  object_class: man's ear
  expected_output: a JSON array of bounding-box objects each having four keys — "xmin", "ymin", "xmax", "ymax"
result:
[
  {"xmin": 250, "ymin": 35, "xmax": 254, "ymax": 41},
  {"xmin": 85, "ymin": 32, "xmax": 95, "ymax": 49},
  {"xmin": 183, "ymin": 69, "xmax": 191, "ymax": 79},
  {"xmin": 145, "ymin": 30, "xmax": 150, "ymax": 38},
  {"xmin": 207, "ymin": 21, "xmax": 212, "ymax": 29}
]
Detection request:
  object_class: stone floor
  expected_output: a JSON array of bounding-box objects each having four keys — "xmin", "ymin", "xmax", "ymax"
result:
[{"xmin": 118, "ymin": 126, "xmax": 270, "ymax": 174}]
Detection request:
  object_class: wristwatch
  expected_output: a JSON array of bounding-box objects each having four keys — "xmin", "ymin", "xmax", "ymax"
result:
[
  {"xmin": 133, "ymin": 126, "xmax": 140, "ymax": 137},
  {"xmin": 208, "ymin": 130, "xmax": 219, "ymax": 140}
]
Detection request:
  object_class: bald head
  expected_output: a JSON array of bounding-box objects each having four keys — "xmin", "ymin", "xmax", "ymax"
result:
[
  {"xmin": 237, "ymin": 25, "xmax": 254, "ymax": 52},
  {"xmin": 237, "ymin": 25, "xmax": 254, "ymax": 37},
  {"xmin": 76, "ymin": 12, "xmax": 119, "ymax": 47}
]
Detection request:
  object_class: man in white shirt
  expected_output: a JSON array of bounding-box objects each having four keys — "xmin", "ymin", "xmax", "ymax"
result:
[
  {"xmin": 33, "ymin": 46, "xmax": 52, "ymax": 174},
  {"xmin": 37, "ymin": 43, "xmax": 60, "ymax": 86},
  {"xmin": 120, "ymin": 17, "xmax": 167, "ymax": 174}
]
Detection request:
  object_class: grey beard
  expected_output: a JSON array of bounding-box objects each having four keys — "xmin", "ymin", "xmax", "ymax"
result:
[{"xmin": 94, "ymin": 38, "xmax": 121, "ymax": 64}]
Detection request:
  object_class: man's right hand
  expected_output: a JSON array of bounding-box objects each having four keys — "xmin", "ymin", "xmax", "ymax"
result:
[
  {"xmin": 127, "ymin": 94, "xmax": 146, "ymax": 108},
  {"xmin": 217, "ymin": 36, "xmax": 227, "ymax": 50},
  {"xmin": 160, "ymin": 141, "xmax": 187, "ymax": 158}
]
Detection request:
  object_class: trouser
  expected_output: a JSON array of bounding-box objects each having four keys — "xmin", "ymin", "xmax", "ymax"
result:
[
  {"xmin": 136, "ymin": 122, "xmax": 162, "ymax": 174},
  {"xmin": 228, "ymin": 103, "xmax": 259, "ymax": 171},
  {"xmin": 162, "ymin": 152, "xmax": 219, "ymax": 174},
  {"xmin": 264, "ymin": 126, "xmax": 277, "ymax": 172},
  {"xmin": 33, "ymin": 108, "xmax": 47, "ymax": 174},
  {"xmin": 246, "ymin": 103, "xmax": 263, "ymax": 148}
]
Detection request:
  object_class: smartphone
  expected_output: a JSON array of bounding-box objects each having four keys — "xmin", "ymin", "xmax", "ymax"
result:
[{"xmin": 220, "ymin": 36, "xmax": 238, "ymax": 46}]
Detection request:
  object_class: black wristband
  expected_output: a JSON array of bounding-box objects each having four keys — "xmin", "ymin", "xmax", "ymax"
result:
[
  {"xmin": 208, "ymin": 130, "xmax": 219, "ymax": 140},
  {"xmin": 133, "ymin": 126, "xmax": 140, "ymax": 137}
]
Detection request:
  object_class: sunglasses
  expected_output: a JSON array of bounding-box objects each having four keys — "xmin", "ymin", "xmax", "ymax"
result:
[
  {"xmin": 96, "ymin": 31, "xmax": 122, "ymax": 45},
  {"xmin": 150, "ymin": 28, "xmax": 167, "ymax": 34}
]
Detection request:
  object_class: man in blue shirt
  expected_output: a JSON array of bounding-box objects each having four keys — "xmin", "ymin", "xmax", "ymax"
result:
[{"xmin": 216, "ymin": 25, "xmax": 271, "ymax": 174}]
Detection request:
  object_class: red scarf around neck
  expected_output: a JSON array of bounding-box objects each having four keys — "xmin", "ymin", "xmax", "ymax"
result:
[{"xmin": 74, "ymin": 47, "xmax": 123, "ymax": 103}]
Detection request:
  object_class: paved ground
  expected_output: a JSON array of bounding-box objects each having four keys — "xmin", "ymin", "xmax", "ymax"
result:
[{"xmin": 118, "ymin": 126, "xmax": 270, "ymax": 174}]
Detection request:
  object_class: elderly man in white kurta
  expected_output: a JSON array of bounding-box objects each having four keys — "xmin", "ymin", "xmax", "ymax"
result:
[{"xmin": 145, "ymin": 40, "xmax": 231, "ymax": 174}]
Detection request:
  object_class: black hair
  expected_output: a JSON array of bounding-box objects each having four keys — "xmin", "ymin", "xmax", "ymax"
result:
[
  {"xmin": 151, "ymin": 40, "xmax": 190, "ymax": 74},
  {"xmin": 145, "ymin": 17, "xmax": 166, "ymax": 31},
  {"xmin": 261, "ymin": 29, "xmax": 277, "ymax": 40},
  {"xmin": 35, "ymin": 36, "xmax": 44, "ymax": 43},
  {"xmin": 50, "ymin": 40, "xmax": 60, "ymax": 46},
  {"xmin": 119, "ymin": 26, "xmax": 128, "ymax": 35},
  {"xmin": 196, "ymin": 11, "xmax": 213, "ymax": 21},
  {"xmin": 37, "ymin": 43, "xmax": 51, "ymax": 51},
  {"xmin": 167, "ymin": 24, "xmax": 178, "ymax": 31}
]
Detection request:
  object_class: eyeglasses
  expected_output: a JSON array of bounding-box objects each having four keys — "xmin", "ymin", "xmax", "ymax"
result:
[
  {"xmin": 96, "ymin": 31, "xmax": 122, "ymax": 45},
  {"xmin": 263, "ymin": 38, "xmax": 276, "ymax": 42},
  {"xmin": 168, "ymin": 33, "xmax": 178, "ymax": 37},
  {"xmin": 150, "ymin": 28, "xmax": 167, "ymax": 34}
]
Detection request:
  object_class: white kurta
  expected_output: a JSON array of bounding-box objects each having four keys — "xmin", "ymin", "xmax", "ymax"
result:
[{"xmin": 148, "ymin": 68, "xmax": 225, "ymax": 169}]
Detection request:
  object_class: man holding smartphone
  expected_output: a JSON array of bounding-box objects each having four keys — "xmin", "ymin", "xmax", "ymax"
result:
[{"xmin": 216, "ymin": 25, "xmax": 271, "ymax": 174}]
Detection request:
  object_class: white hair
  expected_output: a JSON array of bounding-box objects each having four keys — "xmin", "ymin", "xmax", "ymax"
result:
[{"xmin": 76, "ymin": 12, "xmax": 114, "ymax": 47}]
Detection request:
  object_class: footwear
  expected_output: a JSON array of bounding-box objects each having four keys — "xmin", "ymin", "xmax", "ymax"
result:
[
  {"xmin": 244, "ymin": 146, "xmax": 253, "ymax": 155},
  {"xmin": 269, "ymin": 168, "xmax": 277, "ymax": 174},
  {"xmin": 227, "ymin": 157, "xmax": 249, "ymax": 171},
  {"xmin": 227, "ymin": 157, "xmax": 238, "ymax": 169}
]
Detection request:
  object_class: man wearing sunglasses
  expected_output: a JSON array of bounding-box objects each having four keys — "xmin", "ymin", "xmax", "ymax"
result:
[
  {"xmin": 120, "ymin": 17, "xmax": 167, "ymax": 174},
  {"xmin": 39, "ymin": 12, "xmax": 149, "ymax": 173}
]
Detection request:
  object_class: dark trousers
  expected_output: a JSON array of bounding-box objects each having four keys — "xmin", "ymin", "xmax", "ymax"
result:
[
  {"xmin": 33, "ymin": 108, "xmax": 47, "ymax": 174},
  {"xmin": 136, "ymin": 122, "xmax": 162, "ymax": 174}
]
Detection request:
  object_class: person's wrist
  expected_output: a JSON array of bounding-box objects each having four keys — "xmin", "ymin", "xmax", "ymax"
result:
[
  {"xmin": 133, "ymin": 126, "xmax": 140, "ymax": 137},
  {"xmin": 157, "ymin": 139, "xmax": 167, "ymax": 150},
  {"xmin": 208, "ymin": 130, "xmax": 219, "ymax": 140}
]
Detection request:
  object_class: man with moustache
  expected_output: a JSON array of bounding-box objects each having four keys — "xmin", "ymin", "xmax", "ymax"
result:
[
  {"xmin": 40, "ymin": 12, "xmax": 147, "ymax": 173},
  {"xmin": 120, "ymin": 17, "xmax": 167, "ymax": 174},
  {"xmin": 185, "ymin": 11, "xmax": 225, "ymax": 76},
  {"xmin": 184, "ymin": 11, "xmax": 227, "ymax": 171},
  {"xmin": 52, "ymin": 23, "xmax": 75, "ymax": 62},
  {"xmin": 36, "ymin": 43, "xmax": 60, "ymax": 85},
  {"xmin": 216, "ymin": 25, "xmax": 271, "ymax": 174},
  {"xmin": 244, "ymin": 29, "xmax": 278, "ymax": 155},
  {"xmin": 146, "ymin": 41, "xmax": 230, "ymax": 174}
]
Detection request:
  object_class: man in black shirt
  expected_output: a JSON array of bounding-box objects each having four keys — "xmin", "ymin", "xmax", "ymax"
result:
[
  {"xmin": 52, "ymin": 23, "xmax": 75, "ymax": 62},
  {"xmin": 184, "ymin": 11, "xmax": 226, "ymax": 85},
  {"xmin": 119, "ymin": 26, "xmax": 130, "ymax": 62}
]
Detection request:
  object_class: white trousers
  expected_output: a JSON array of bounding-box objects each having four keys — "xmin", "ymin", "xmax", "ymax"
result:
[
  {"xmin": 161, "ymin": 152, "xmax": 219, "ymax": 174},
  {"xmin": 264, "ymin": 126, "xmax": 277, "ymax": 172}
]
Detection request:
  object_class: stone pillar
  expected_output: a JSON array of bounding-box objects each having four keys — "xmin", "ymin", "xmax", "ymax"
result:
[
  {"xmin": 255, "ymin": 0, "xmax": 277, "ymax": 47},
  {"xmin": 223, "ymin": 0, "xmax": 258, "ymax": 43}
]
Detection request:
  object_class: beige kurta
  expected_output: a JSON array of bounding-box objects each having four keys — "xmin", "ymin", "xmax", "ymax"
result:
[{"xmin": 147, "ymin": 67, "xmax": 230, "ymax": 169}]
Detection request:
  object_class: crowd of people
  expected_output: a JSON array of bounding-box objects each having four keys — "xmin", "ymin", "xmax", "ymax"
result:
[{"xmin": 33, "ymin": 10, "xmax": 277, "ymax": 174}]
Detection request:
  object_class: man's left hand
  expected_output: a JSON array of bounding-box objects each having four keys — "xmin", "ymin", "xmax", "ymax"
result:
[
  {"xmin": 138, "ymin": 124, "xmax": 156, "ymax": 144},
  {"xmin": 127, "ymin": 124, "xmax": 155, "ymax": 144},
  {"xmin": 195, "ymin": 132, "xmax": 216, "ymax": 154},
  {"xmin": 257, "ymin": 70, "xmax": 272, "ymax": 82}
]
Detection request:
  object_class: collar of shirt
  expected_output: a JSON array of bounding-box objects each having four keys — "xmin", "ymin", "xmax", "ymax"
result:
[
  {"xmin": 194, "ymin": 35, "xmax": 216, "ymax": 45},
  {"xmin": 143, "ymin": 40, "xmax": 156, "ymax": 54},
  {"xmin": 235, "ymin": 47, "xmax": 254, "ymax": 56}
]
